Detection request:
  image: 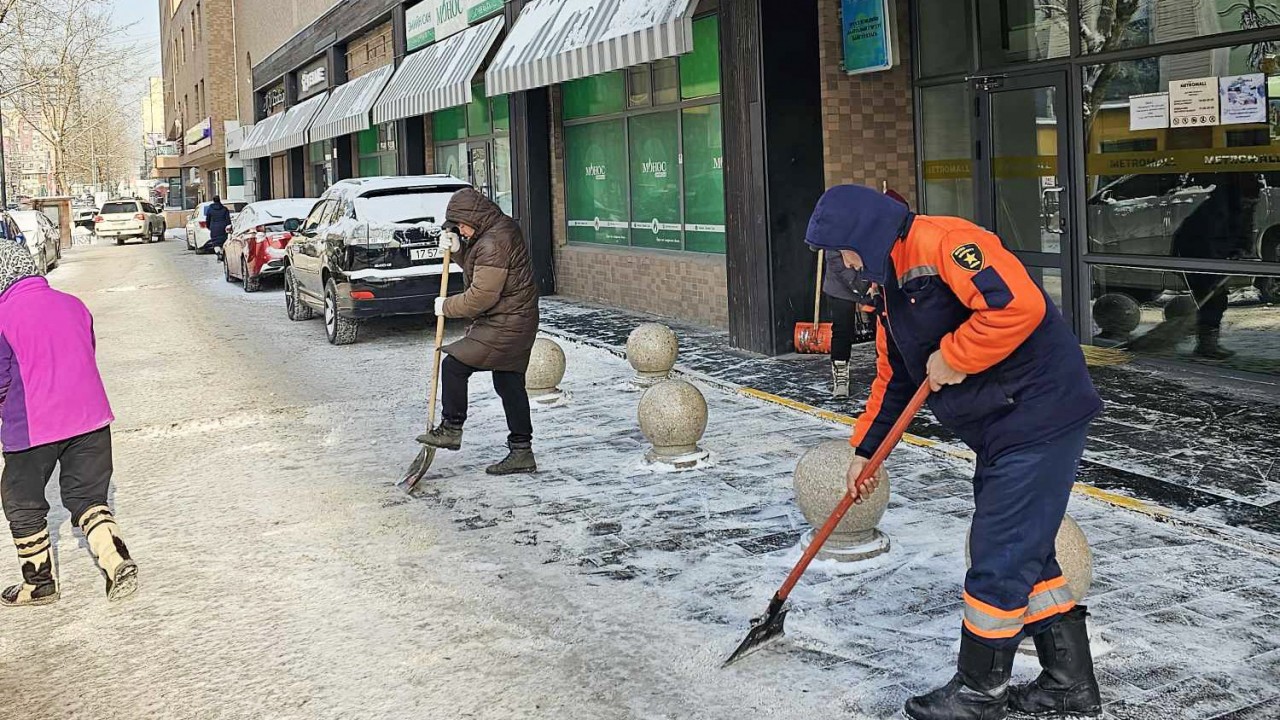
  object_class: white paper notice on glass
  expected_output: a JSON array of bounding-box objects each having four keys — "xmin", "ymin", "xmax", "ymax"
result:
[
  {"xmin": 1169, "ymin": 77, "xmax": 1220, "ymax": 127},
  {"xmin": 1220, "ymin": 73, "xmax": 1267, "ymax": 125},
  {"xmin": 1129, "ymin": 93, "xmax": 1169, "ymax": 131}
]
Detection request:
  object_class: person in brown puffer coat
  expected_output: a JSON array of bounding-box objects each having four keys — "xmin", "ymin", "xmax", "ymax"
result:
[{"xmin": 419, "ymin": 188, "xmax": 541, "ymax": 475}]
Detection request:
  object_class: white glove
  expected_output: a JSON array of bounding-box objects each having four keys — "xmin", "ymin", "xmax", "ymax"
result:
[
  {"xmin": 439, "ymin": 230, "xmax": 461, "ymax": 254},
  {"xmin": 434, "ymin": 296, "xmax": 447, "ymax": 317}
]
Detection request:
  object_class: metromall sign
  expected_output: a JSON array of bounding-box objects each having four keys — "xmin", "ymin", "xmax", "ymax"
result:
[
  {"xmin": 184, "ymin": 118, "xmax": 213, "ymax": 152},
  {"xmin": 406, "ymin": 0, "xmax": 503, "ymax": 51}
]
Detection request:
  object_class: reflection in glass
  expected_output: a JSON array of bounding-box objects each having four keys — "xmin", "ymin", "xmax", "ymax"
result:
[
  {"xmin": 1080, "ymin": 1, "xmax": 1280, "ymax": 56},
  {"xmin": 917, "ymin": 0, "xmax": 973, "ymax": 78},
  {"xmin": 920, "ymin": 84, "xmax": 975, "ymax": 220},
  {"xmin": 1028, "ymin": 266, "xmax": 1064, "ymax": 309},
  {"xmin": 977, "ymin": 0, "xmax": 1070, "ymax": 66},
  {"xmin": 1084, "ymin": 42, "xmax": 1280, "ymax": 271},
  {"xmin": 493, "ymin": 137, "xmax": 513, "ymax": 215},
  {"xmin": 991, "ymin": 85, "xmax": 1062, "ymax": 252},
  {"xmin": 1090, "ymin": 267, "xmax": 1280, "ymax": 375}
]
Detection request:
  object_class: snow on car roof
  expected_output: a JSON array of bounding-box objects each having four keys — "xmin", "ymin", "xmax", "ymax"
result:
[
  {"xmin": 249, "ymin": 198, "xmax": 317, "ymax": 218},
  {"xmin": 9, "ymin": 210, "xmax": 47, "ymax": 230},
  {"xmin": 322, "ymin": 175, "xmax": 468, "ymax": 200}
]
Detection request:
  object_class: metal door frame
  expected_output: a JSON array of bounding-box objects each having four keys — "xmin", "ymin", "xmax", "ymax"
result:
[{"xmin": 970, "ymin": 68, "xmax": 1079, "ymax": 329}]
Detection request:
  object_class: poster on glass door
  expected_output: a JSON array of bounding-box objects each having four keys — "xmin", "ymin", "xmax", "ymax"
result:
[
  {"xmin": 1220, "ymin": 73, "xmax": 1267, "ymax": 125},
  {"xmin": 1169, "ymin": 77, "xmax": 1220, "ymax": 126}
]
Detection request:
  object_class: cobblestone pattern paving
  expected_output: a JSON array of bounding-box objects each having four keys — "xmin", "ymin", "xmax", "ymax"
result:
[{"xmin": 418, "ymin": 332, "xmax": 1280, "ymax": 720}]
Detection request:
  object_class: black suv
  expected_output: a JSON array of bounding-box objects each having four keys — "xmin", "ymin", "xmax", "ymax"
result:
[{"xmin": 283, "ymin": 175, "xmax": 468, "ymax": 345}]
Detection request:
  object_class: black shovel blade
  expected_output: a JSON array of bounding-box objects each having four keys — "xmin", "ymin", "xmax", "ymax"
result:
[
  {"xmin": 400, "ymin": 445, "xmax": 437, "ymax": 491},
  {"xmin": 722, "ymin": 594, "xmax": 790, "ymax": 668}
]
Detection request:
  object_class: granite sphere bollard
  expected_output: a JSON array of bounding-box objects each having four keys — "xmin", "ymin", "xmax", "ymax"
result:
[
  {"xmin": 637, "ymin": 379, "xmax": 709, "ymax": 468},
  {"xmin": 1093, "ymin": 293, "xmax": 1141, "ymax": 337},
  {"xmin": 626, "ymin": 323, "xmax": 678, "ymax": 388},
  {"xmin": 792, "ymin": 440, "xmax": 891, "ymax": 562},
  {"xmin": 966, "ymin": 513, "xmax": 1093, "ymax": 603},
  {"xmin": 525, "ymin": 338, "xmax": 567, "ymax": 405}
]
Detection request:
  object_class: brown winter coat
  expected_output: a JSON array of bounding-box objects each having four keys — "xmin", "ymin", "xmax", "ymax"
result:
[{"xmin": 440, "ymin": 189, "xmax": 540, "ymax": 373}]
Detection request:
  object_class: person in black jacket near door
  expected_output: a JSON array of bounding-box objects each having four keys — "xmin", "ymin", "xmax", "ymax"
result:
[{"xmin": 205, "ymin": 197, "xmax": 233, "ymax": 251}]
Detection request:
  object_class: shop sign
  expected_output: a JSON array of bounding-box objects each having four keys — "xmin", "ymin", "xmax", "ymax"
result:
[
  {"xmin": 262, "ymin": 85, "xmax": 286, "ymax": 114},
  {"xmin": 407, "ymin": 0, "xmax": 504, "ymax": 51},
  {"xmin": 155, "ymin": 141, "xmax": 179, "ymax": 157},
  {"xmin": 1084, "ymin": 145, "xmax": 1280, "ymax": 176},
  {"xmin": 298, "ymin": 60, "xmax": 328, "ymax": 98},
  {"xmin": 841, "ymin": 0, "xmax": 897, "ymax": 75},
  {"xmin": 1170, "ymin": 77, "xmax": 1219, "ymax": 127},
  {"xmin": 184, "ymin": 118, "xmax": 213, "ymax": 152}
]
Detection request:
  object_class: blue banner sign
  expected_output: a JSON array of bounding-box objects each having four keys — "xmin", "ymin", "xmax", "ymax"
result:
[{"xmin": 841, "ymin": 0, "xmax": 897, "ymax": 75}]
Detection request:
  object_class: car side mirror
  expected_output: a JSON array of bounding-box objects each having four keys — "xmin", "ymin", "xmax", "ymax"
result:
[
  {"xmin": 14, "ymin": 233, "xmax": 25, "ymax": 246},
  {"xmin": 283, "ymin": 218, "xmax": 302, "ymax": 232}
]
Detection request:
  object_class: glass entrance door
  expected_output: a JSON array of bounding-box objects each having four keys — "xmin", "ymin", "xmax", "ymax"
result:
[
  {"xmin": 972, "ymin": 71, "xmax": 1074, "ymax": 324},
  {"xmin": 467, "ymin": 141, "xmax": 492, "ymax": 200}
]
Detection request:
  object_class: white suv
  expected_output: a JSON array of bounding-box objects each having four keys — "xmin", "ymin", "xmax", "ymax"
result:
[{"xmin": 96, "ymin": 199, "xmax": 166, "ymax": 245}]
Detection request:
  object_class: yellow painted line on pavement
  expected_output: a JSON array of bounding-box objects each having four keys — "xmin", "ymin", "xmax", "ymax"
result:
[{"xmin": 738, "ymin": 386, "xmax": 1171, "ymax": 519}]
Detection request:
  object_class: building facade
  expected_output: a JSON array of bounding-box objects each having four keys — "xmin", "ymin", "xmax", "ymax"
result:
[
  {"xmin": 160, "ymin": 0, "xmax": 237, "ymax": 208},
  {"xmin": 221, "ymin": 0, "xmax": 1280, "ymax": 381}
]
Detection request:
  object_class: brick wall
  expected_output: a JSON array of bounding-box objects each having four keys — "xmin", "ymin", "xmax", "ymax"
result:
[
  {"xmin": 546, "ymin": 89, "xmax": 730, "ymax": 328},
  {"xmin": 817, "ymin": 0, "xmax": 918, "ymax": 205},
  {"xmin": 161, "ymin": 0, "xmax": 236, "ymax": 170},
  {"xmin": 346, "ymin": 23, "xmax": 395, "ymax": 81},
  {"xmin": 233, "ymin": 0, "xmax": 338, "ymax": 125}
]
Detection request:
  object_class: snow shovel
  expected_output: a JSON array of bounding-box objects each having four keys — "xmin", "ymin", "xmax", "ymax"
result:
[
  {"xmin": 722, "ymin": 381, "xmax": 931, "ymax": 667},
  {"xmin": 793, "ymin": 249, "xmax": 832, "ymax": 354},
  {"xmin": 400, "ymin": 244, "xmax": 453, "ymax": 492}
]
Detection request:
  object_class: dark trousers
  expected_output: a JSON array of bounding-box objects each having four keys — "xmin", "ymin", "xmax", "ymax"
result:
[
  {"xmin": 964, "ymin": 422, "xmax": 1090, "ymax": 649},
  {"xmin": 829, "ymin": 296, "xmax": 858, "ymax": 362},
  {"xmin": 1, "ymin": 427, "xmax": 113, "ymax": 538},
  {"xmin": 1185, "ymin": 273, "xmax": 1228, "ymax": 331},
  {"xmin": 440, "ymin": 355, "xmax": 533, "ymax": 447}
]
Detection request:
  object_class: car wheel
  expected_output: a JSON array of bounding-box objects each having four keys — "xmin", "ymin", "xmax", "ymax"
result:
[
  {"xmin": 115, "ymin": 238, "xmax": 124, "ymax": 246},
  {"xmin": 285, "ymin": 268, "xmax": 315, "ymax": 321},
  {"xmin": 223, "ymin": 255, "xmax": 236, "ymax": 283},
  {"xmin": 242, "ymin": 258, "xmax": 260, "ymax": 293},
  {"xmin": 324, "ymin": 278, "xmax": 358, "ymax": 345}
]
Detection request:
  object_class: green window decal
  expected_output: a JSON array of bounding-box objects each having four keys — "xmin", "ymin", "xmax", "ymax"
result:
[
  {"xmin": 681, "ymin": 104, "xmax": 725, "ymax": 253},
  {"xmin": 629, "ymin": 111, "xmax": 682, "ymax": 249},
  {"xmin": 564, "ymin": 120, "xmax": 629, "ymax": 246}
]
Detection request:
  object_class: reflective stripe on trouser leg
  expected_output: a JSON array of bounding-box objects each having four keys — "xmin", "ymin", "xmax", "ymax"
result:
[
  {"xmin": 78, "ymin": 505, "xmax": 129, "ymax": 578},
  {"xmin": 964, "ymin": 423, "xmax": 1090, "ymax": 648}
]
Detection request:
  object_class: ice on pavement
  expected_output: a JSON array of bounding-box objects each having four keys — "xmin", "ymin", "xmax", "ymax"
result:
[{"xmin": 2, "ymin": 242, "xmax": 1276, "ymax": 719}]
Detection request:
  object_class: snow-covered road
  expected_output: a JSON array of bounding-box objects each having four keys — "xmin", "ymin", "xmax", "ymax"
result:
[{"xmin": 3, "ymin": 240, "xmax": 1278, "ymax": 720}]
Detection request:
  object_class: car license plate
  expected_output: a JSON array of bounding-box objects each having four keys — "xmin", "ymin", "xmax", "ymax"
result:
[{"xmin": 410, "ymin": 247, "xmax": 442, "ymax": 262}]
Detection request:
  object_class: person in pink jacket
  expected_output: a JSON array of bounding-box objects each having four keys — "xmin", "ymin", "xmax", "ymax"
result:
[{"xmin": 0, "ymin": 241, "xmax": 138, "ymax": 606}]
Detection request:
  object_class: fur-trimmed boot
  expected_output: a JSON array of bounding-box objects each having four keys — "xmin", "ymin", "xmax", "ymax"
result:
[
  {"xmin": 1, "ymin": 528, "xmax": 59, "ymax": 607},
  {"xmin": 78, "ymin": 506, "xmax": 138, "ymax": 601}
]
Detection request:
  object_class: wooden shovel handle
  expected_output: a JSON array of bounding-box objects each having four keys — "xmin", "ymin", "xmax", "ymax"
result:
[
  {"xmin": 813, "ymin": 250, "xmax": 824, "ymax": 326},
  {"xmin": 425, "ymin": 245, "xmax": 452, "ymax": 430}
]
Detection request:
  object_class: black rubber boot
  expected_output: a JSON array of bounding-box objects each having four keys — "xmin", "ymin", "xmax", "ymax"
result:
[
  {"xmin": 417, "ymin": 423, "xmax": 463, "ymax": 451},
  {"xmin": 1009, "ymin": 606, "xmax": 1102, "ymax": 718},
  {"xmin": 904, "ymin": 631, "xmax": 1015, "ymax": 720},
  {"xmin": 1193, "ymin": 329, "xmax": 1235, "ymax": 360},
  {"xmin": 1, "ymin": 528, "xmax": 59, "ymax": 607},
  {"xmin": 486, "ymin": 443, "xmax": 537, "ymax": 475}
]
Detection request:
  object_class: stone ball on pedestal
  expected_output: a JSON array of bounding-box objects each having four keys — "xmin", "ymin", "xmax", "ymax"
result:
[
  {"xmin": 525, "ymin": 338, "xmax": 567, "ymax": 403},
  {"xmin": 792, "ymin": 440, "xmax": 891, "ymax": 562},
  {"xmin": 966, "ymin": 513, "xmax": 1093, "ymax": 603},
  {"xmin": 1093, "ymin": 293, "xmax": 1141, "ymax": 336},
  {"xmin": 637, "ymin": 379, "xmax": 708, "ymax": 468},
  {"xmin": 626, "ymin": 323, "xmax": 678, "ymax": 387}
]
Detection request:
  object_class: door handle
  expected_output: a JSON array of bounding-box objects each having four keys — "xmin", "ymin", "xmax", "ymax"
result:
[{"xmin": 1042, "ymin": 186, "xmax": 1065, "ymax": 234}]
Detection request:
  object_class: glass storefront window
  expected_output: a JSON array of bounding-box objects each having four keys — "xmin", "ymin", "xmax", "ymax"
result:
[
  {"xmin": 917, "ymin": 0, "xmax": 973, "ymax": 77},
  {"xmin": 681, "ymin": 15, "xmax": 721, "ymax": 99},
  {"xmin": 1080, "ymin": 1, "xmax": 1280, "ymax": 55},
  {"xmin": 629, "ymin": 111, "xmax": 682, "ymax": 249},
  {"xmin": 628, "ymin": 66, "xmax": 652, "ymax": 108},
  {"xmin": 356, "ymin": 123, "xmax": 397, "ymax": 177},
  {"xmin": 652, "ymin": 58, "xmax": 680, "ymax": 105},
  {"xmin": 307, "ymin": 140, "xmax": 333, "ymax": 197},
  {"xmin": 1084, "ymin": 43, "xmax": 1280, "ymax": 269},
  {"xmin": 492, "ymin": 95, "xmax": 510, "ymax": 133},
  {"xmin": 991, "ymin": 84, "xmax": 1061, "ymax": 253},
  {"xmin": 564, "ymin": 119, "xmax": 630, "ymax": 245},
  {"xmin": 682, "ymin": 104, "xmax": 726, "ymax": 254},
  {"xmin": 432, "ymin": 85, "xmax": 512, "ymax": 211},
  {"xmin": 434, "ymin": 105, "xmax": 468, "ymax": 142},
  {"xmin": 976, "ymin": 0, "xmax": 1070, "ymax": 66},
  {"xmin": 493, "ymin": 135, "xmax": 513, "ymax": 215},
  {"xmin": 467, "ymin": 85, "xmax": 492, "ymax": 136},
  {"xmin": 1090, "ymin": 266, "xmax": 1280, "ymax": 376},
  {"xmin": 1028, "ymin": 266, "xmax": 1064, "ymax": 310},
  {"xmin": 562, "ymin": 71, "xmax": 626, "ymax": 119},
  {"xmin": 920, "ymin": 83, "xmax": 976, "ymax": 220}
]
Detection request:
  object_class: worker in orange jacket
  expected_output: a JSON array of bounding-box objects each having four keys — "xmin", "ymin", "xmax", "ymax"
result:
[{"xmin": 805, "ymin": 185, "xmax": 1104, "ymax": 720}]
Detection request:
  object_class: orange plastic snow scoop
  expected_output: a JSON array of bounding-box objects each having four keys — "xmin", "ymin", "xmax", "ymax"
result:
[
  {"xmin": 794, "ymin": 249, "xmax": 832, "ymax": 354},
  {"xmin": 722, "ymin": 381, "xmax": 931, "ymax": 667},
  {"xmin": 400, "ymin": 243, "xmax": 453, "ymax": 492}
]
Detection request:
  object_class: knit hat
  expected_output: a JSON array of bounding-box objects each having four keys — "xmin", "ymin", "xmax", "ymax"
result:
[{"xmin": 0, "ymin": 240, "xmax": 38, "ymax": 295}]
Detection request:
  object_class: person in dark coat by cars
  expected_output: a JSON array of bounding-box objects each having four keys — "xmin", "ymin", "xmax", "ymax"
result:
[
  {"xmin": 419, "ymin": 188, "xmax": 540, "ymax": 475},
  {"xmin": 205, "ymin": 196, "xmax": 233, "ymax": 250}
]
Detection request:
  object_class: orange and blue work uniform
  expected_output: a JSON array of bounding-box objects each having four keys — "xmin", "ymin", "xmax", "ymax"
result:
[{"xmin": 805, "ymin": 185, "xmax": 1102, "ymax": 648}]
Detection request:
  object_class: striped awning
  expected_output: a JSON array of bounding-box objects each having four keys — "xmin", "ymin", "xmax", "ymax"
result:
[
  {"xmin": 309, "ymin": 65, "xmax": 394, "ymax": 143},
  {"xmin": 266, "ymin": 93, "xmax": 329, "ymax": 156},
  {"xmin": 239, "ymin": 113, "xmax": 285, "ymax": 160},
  {"xmin": 485, "ymin": 0, "xmax": 696, "ymax": 97},
  {"xmin": 372, "ymin": 16, "xmax": 505, "ymax": 126}
]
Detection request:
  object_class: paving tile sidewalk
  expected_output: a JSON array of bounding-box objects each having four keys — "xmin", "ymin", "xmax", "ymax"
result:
[
  {"xmin": 415, "ymin": 326, "xmax": 1280, "ymax": 720},
  {"xmin": 537, "ymin": 298, "xmax": 1280, "ymax": 553}
]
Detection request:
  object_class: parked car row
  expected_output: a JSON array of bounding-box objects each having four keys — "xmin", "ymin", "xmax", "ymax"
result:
[
  {"xmin": 200, "ymin": 176, "xmax": 467, "ymax": 346},
  {"xmin": 188, "ymin": 200, "xmax": 247, "ymax": 252}
]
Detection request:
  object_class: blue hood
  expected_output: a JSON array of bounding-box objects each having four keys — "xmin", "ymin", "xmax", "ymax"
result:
[{"xmin": 805, "ymin": 185, "xmax": 913, "ymax": 284}]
